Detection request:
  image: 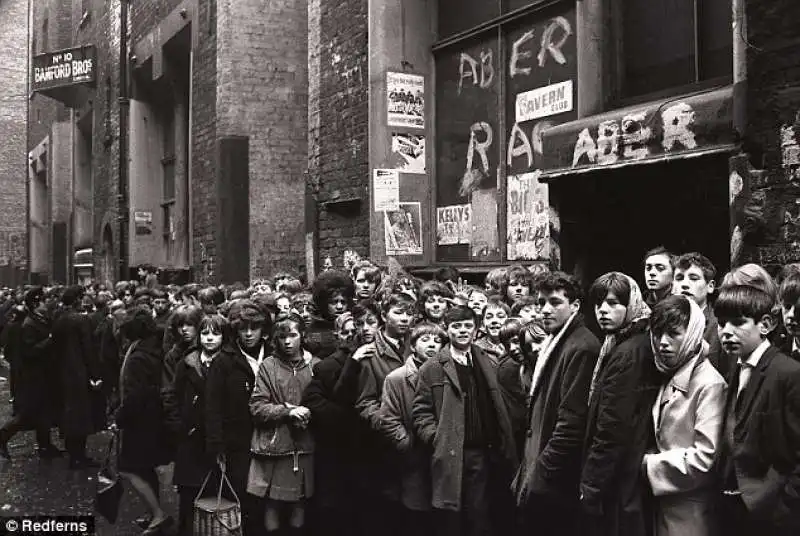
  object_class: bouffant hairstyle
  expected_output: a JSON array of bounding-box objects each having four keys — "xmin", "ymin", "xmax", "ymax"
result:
[
  {"xmin": 311, "ymin": 270, "xmax": 355, "ymax": 320},
  {"xmin": 721, "ymin": 263, "xmax": 778, "ymax": 302},
  {"xmin": 228, "ymin": 299, "xmax": 271, "ymax": 334},
  {"xmin": 507, "ymin": 264, "xmax": 534, "ymax": 288},
  {"xmin": 485, "ymin": 267, "xmax": 508, "ymax": 294},
  {"xmin": 120, "ymin": 306, "xmax": 158, "ymax": 341}
]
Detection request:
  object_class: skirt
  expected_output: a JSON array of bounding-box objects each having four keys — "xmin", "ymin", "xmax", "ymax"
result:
[{"xmin": 246, "ymin": 453, "xmax": 314, "ymax": 502}]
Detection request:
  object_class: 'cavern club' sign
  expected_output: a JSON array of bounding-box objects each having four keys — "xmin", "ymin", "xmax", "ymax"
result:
[{"xmin": 32, "ymin": 46, "xmax": 96, "ymax": 92}]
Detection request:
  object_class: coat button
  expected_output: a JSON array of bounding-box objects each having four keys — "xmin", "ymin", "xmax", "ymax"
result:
[{"xmin": 450, "ymin": 449, "xmax": 456, "ymax": 456}]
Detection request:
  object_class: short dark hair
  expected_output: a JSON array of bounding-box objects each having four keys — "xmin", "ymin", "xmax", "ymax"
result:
[
  {"xmin": 676, "ymin": 252, "xmax": 717, "ymax": 281},
  {"xmin": 713, "ymin": 285, "xmax": 775, "ymax": 323},
  {"xmin": 410, "ymin": 322, "xmax": 447, "ymax": 347},
  {"xmin": 170, "ymin": 305, "xmax": 203, "ymax": 332},
  {"xmin": 61, "ymin": 285, "xmax": 85, "ymax": 307},
  {"xmin": 381, "ymin": 292, "xmax": 416, "ymax": 315},
  {"xmin": 644, "ymin": 246, "xmax": 676, "ymax": 268},
  {"xmin": 537, "ymin": 271, "xmax": 582, "ymax": 303},
  {"xmin": 420, "ymin": 280, "xmax": 454, "ymax": 302},
  {"xmin": 499, "ymin": 318, "xmax": 524, "ymax": 348},
  {"xmin": 272, "ymin": 312, "xmax": 306, "ymax": 339},
  {"xmin": 444, "ymin": 305, "xmax": 477, "ymax": 326},
  {"xmin": 589, "ymin": 272, "xmax": 632, "ymax": 308},
  {"xmin": 120, "ymin": 306, "xmax": 158, "ymax": 341},
  {"xmin": 483, "ymin": 295, "xmax": 511, "ymax": 317},
  {"xmin": 434, "ymin": 266, "xmax": 460, "ymax": 284},
  {"xmin": 650, "ymin": 295, "xmax": 692, "ymax": 337},
  {"xmin": 198, "ymin": 287, "xmax": 225, "ymax": 307},
  {"xmin": 352, "ymin": 299, "xmax": 381, "ymax": 323},
  {"xmin": 780, "ymin": 273, "xmax": 800, "ymax": 308}
]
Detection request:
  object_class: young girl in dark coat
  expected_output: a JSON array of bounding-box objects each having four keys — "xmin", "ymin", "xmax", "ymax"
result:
[
  {"xmin": 114, "ymin": 306, "xmax": 173, "ymax": 535},
  {"xmin": 163, "ymin": 313, "xmax": 229, "ymax": 536},
  {"xmin": 248, "ymin": 313, "xmax": 319, "ymax": 536}
]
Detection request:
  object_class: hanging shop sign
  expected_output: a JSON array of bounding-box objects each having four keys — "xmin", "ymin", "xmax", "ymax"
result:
[
  {"xmin": 539, "ymin": 86, "xmax": 735, "ymax": 178},
  {"xmin": 32, "ymin": 46, "xmax": 96, "ymax": 92}
]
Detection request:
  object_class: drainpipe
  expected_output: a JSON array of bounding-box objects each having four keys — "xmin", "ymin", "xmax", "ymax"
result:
[
  {"xmin": 25, "ymin": 0, "xmax": 32, "ymax": 283},
  {"xmin": 118, "ymin": 0, "xmax": 130, "ymax": 281},
  {"xmin": 732, "ymin": 0, "xmax": 747, "ymax": 142}
]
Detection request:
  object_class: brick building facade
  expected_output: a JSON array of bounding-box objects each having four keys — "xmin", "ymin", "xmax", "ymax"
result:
[
  {"xmin": 304, "ymin": 0, "xmax": 800, "ymax": 284},
  {"xmin": 0, "ymin": 0, "xmax": 29, "ymax": 286},
  {"xmin": 28, "ymin": 0, "xmax": 307, "ymax": 285}
]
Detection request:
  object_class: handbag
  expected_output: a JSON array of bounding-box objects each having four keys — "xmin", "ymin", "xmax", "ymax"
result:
[
  {"xmin": 193, "ymin": 462, "xmax": 242, "ymax": 536},
  {"xmin": 95, "ymin": 430, "xmax": 124, "ymax": 523}
]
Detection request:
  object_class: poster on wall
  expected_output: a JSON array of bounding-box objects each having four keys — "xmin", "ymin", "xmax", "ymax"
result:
[
  {"xmin": 134, "ymin": 210, "xmax": 153, "ymax": 236},
  {"xmin": 373, "ymin": 169, "xmax": 400, "ymax": 212},
  {"xmin": 390, "ymin": 133, "xmax": 426, "ymax": 173},
  {"xmin": 507, "ymin": 171, "xmax": 549, "ymax": 260},
  {"xmin": 436, "ymin": 204, "xmax": 471, "ymax": 245},
  {"xmin": 387, "ymin": 72, "xmax": 425, "ymax": 129},
  {"xmin": 384, "ymin": 202, "xmax": 423, "ymax": 256}
]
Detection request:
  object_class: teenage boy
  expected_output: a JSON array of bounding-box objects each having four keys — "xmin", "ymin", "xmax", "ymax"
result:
[
  {"xmin": 778, "ymin": 273, "xmax": 800, "ymax": 359},
  {"xmin": 353, "ymin": 292, "xmax": 416, "ymax": 536},
  {"xmin": 513, "ymin": 272, "xmax": 600, "ymax": 536},
  {"xmin": 643, "ymin": 246, "xmax": 675, "ymax": 308},
  {"xmin": 673, "ymin": 252, "xmax": 727, "ymax": 377},
  {"xmin": 713, "ymin": 285, "xmax": 800, "ymax": 535},
  {"xmin": 413, "ymin": 306, "xmax": 518, "ymax": 536}
]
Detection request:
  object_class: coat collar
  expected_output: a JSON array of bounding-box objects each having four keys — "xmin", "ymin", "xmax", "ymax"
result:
[
  {"xmin": 438, "ymin": 344, "xmax": 495, "ymax": 396},
  {"xmin": 375, "ymin": 330, "xmax": 407, "ymax": 364}
]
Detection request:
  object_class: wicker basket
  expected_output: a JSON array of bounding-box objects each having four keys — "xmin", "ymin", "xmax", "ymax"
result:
[{"xmin": 193, "ymin": 466, "xmax": 242, "ymax": 536}]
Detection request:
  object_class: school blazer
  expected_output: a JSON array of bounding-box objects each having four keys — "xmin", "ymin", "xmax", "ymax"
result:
[{"xmin": 715, "ymin": 346, "xmax": 800, "ymax": 530}]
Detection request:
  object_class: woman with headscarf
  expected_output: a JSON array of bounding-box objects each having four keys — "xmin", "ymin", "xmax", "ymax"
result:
[
  {"xmin": 641, "ymin": 295, "xmax": 726, "ymax": 536},
  {"xmin": 579, "ymin": 272, "xmax": 664, "ymax": 536}
]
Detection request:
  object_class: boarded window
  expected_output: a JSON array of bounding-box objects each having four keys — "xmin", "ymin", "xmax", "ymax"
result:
[{"xmin": 434, "ymin": 6, "xmax": 577, "ymax": 263}]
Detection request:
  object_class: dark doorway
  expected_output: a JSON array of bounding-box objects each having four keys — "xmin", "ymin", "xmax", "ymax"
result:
[{"xmin": 551, "ymin": 155, "xmax": 731, "ymax": 291}]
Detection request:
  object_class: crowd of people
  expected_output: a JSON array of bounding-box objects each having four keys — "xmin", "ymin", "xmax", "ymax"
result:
[{"xmin": 0, "ymin": 250, "xmax": 799, "ymax": 536}]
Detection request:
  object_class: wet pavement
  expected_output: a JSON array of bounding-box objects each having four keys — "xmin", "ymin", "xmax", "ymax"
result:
[{"xmin": 0, "ymin": 359, "xmax": 179, "ymax": 535}]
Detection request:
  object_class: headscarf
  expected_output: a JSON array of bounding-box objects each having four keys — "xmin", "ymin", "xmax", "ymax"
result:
[
  {"xmin": 651, "ymin": 295, "xmax": 707, "ymax": 376},
  {"xmin": 589, "ymin": 273, "xmax": 651, "ymax": 401}
]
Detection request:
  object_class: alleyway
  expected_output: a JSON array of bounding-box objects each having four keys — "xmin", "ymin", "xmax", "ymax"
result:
[{"xmin": 0, "ymin": 362, "xmax": 178, "ymax": 535}]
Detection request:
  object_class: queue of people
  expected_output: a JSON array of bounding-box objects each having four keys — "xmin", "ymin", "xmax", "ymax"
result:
[{"xmin": 0, "ymin": 251, "xmax": 798, "ymax": 536}]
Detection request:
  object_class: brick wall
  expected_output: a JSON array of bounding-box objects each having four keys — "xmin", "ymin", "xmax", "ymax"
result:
[
  {"xmin": 308, "ymin": 0, "xmax": 370, "ymax": 270},
  {"xmin": 216, "ymin": 0, "xmax": 307, "ymax": 281},
  {"xmin": 0, "ymin": 0, "xmax": 28, "ymax": 273},
  {"xmin": 191, "ymin": 0, "xmax": 217, "ymax": 283},
  {"xmin": 740, "ymin": 1, "xmax": 800, "ymax": 269}
]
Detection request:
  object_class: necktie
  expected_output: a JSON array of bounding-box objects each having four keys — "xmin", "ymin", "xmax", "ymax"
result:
[{"xmin": 737, "ymin": 361, "xmax": 752, "ymax": 399}]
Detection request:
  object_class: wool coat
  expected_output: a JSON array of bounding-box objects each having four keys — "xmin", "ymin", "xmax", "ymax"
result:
[
  {"xmin": 116, "ymin": 335, "xmax": 171, "ymax": 471},
  {"xmin": 412, "ymin": 344, "xmax": 518, "ymax": 512},
  {"xmin": 14, "ymin": 312, "xmax": 58, "ymax": 424},
  {"xmin": 513, "ymin": 315, "xmax": 600, "ymax": 507},
  {"xmin": 205, "ymin": 344, "xmax": 257, "ymax": 457},
  {"xmin": 380, "ymin": 356, "xmax": 432, "ymax": 511},
  {"xmin": 162, "ymin": 350, "xmax": 215, "ymax": 488},
  {"xmin": 644, "ymin": 354, "xmax": 726, "ymax": 536},
  {"xmin": 579, "ymin": 331, "xmax": 662, "ymax": 536},
  {"xmin": 52, "ymin": 309, "xmax": 104, "ymax": 437},
  {"xmin": 302, "ymin": 344, "xmax": 367, "ymax": 510}
]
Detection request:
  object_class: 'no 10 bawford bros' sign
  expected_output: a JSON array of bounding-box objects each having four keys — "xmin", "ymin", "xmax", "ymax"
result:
[{"xmin": 32, "ymin": 46, "xmax": 96, "ymax": 92}]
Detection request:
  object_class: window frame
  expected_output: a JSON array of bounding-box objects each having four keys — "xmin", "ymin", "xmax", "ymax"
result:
[
  {"xmin": 608, "ymin": 0, "xmax": 733, "ymax": 108},
  {"xmin": 431, "ymin": 0, "xmax": 571, "ymax": 266}
]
